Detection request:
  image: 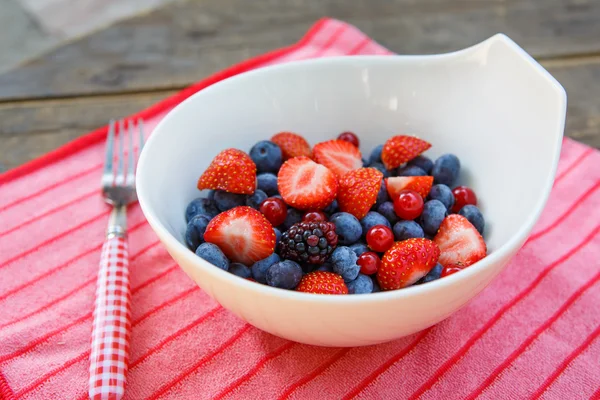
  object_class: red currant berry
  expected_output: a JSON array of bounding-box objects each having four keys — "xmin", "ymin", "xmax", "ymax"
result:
[
  {"xmin": 303, "ymin": 210, "xmax": 327, "ymax": 222},
  {"xmin": 393, "ymin": 190, "xmax": 424, "ymax": 220},
  {"xmin": 259, "ymin": 197, "xmax": 287, "ymax": 226},
  {"xmin": 357, "ymin": 251, "xmax": 381, "ymax": 275},
  {"xmin": 441, "ymin": 265, "xmax": 462, "ymax": 277},
  {"xmin": 366, "ymin": 225, "xmax": 394, "ymax": 252},
  {"xmin": 337, "ymin": 131, "xmax": 360, "ymax": 148},
  {"xmin": 452, "ymin": 186, "xmax": 477, "ymax": 213}
]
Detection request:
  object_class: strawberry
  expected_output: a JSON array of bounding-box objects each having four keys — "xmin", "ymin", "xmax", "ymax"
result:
[
  {"xmin": 434, "ymin": 214, "xmax": 487, "ymax": 268},
  {"xmin": 296, "ymin": 271, "xmax": 348, "ymax": 294},
  {"xmin": 381, "ymin": 135, "xmax": 431, "ymax": 170},
  {"xmin": 277, "ymin": 156, "xmax": 338, "ymax": 210},
  {"xmin": 377, "ymin": 238, "xmax": 440, "ymax": 290},
  {"xmin": 197, "ymin": 148, "xmax": 256, "ymax": 195},
  {"xmin": 313, "ymin": 139, "xmax": 363, "ymax": 178},
  {"xmin": 386, "ymin": 176, "xmax": 434, "ymax": 199},
  {"xmin": 337, "ymin": 168, "xmax": 383, "ymax": 220},
  {"xmin": 271, "ymin": 132, "xmax": 312, "ymax": 160},
  {"xmin": 204, "ymin": 206, "xmax": 276, "ymax": 265}
]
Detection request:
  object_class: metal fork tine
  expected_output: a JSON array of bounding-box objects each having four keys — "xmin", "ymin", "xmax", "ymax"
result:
[
  {"xmin": 103, "ymin": 120, "xmax": 115, "ymax": 179},
  {"xmin": 127, "ymin": 120, "xmax": 135, "ymax": 184},
  {"xmin": 116, "ymin": 119, "xmax": 125, "ymax": 185}
]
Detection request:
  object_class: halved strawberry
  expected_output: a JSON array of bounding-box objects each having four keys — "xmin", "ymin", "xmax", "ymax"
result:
[
  {"xmin": 197, "ymin": 148, "xmax": 256, "ymax": 194},
  {"xmin": 337, "ymin": 168, "xmax": 383, "ymax": 220},
  {"xmin": 434, "ymin": 214, "xmax": 487, "ymax": 268},
  {"xmin": 386, "ymin": 176, "xmax": 433, "ymax": 199},
  {"xmin": 381, "ymin": 135, "xmax": 431, "ymax": 170},
  {"xmin": 313, "ymin": 139, "xmax": 363, "ymax": 178},
  {"xmin": 296, "ymin": 271, "xmax": 348, "ymax": 294},
  {"xmin": 377, "ymin": 238, "xmax": 440, "ymax": 290},
  {"xmin": 271, "ymin": 132, "xmax": 312, "ymax": 160},
  {"xmin": 204, "ymin": 206, "xmax": 276, "ymax": 265},
  {"xmin": 277, "ymin": 157, "xmax": 338, "ymax": 210}
]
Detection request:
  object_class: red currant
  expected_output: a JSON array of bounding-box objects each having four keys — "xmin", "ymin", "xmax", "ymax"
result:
[
  {"xmin": 393, "ymin": 190, "xmax": 424, "ymax": 220},
  {"xmin": 441, "ymin": 265, "xmax": 462, "ymax": 277},
  {"xmin": 357, "ymin": 251, "xmax": 381, "ymax": 275},
  {"xmin": 452, "ymin": 186, "xmax": 477, "ymax": 213},
  {"xmin": 337, "ymin": 131, "xmax": 360, "ymax": 148},
  {"xmin": 366, "ymin": 225, "xmax": 394, "ymax": 252},
  {"xmin": 259, "ymin": 197, "xmax": 287, "ymax": 226},
  {"xmin": 303, "ymin": 210, "xmax": 327, "ymax": 222}
]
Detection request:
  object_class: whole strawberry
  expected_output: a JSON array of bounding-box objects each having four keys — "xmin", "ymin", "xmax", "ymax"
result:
[
  {"xmin": 197, "ymin": 148, "xmax": 256, "ymax": 194},
  {"xmin": 381, "ymin": 135, "xmax": 431, "ymax": 170},
  {"xmin": 377, "ymin": 238, "xmax": 440, "ymax": 290},
  {"xmin": 296, "ymin": 271, "xmax": 348, "ymax": 294},
  {"xmin": 337, "ymin": 168, "xmax": 383, "ymax": 220}
]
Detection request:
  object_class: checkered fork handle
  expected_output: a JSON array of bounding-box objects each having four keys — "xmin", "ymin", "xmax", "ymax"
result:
[{"xmin": 89, "ymin": 235, "xmax": 132, "ymax": 400}]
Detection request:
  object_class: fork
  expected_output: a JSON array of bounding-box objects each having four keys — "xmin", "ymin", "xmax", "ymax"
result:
[{"xmin": 89, "ymin": 119, "xmax": 144, "ymax": 400}]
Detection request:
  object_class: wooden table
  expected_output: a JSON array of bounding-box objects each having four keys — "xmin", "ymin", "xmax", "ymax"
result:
[{"xmin": 1, "ymin": 0, "xmax": 599, "ymax": 172}]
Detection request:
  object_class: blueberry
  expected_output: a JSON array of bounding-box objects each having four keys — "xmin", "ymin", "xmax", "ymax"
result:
[
  {"xmin": 249, "ymin": 140, "xmax": 282, "ymax": 173},
  {"xmin": 315, "ymin": 263, "xmax": 334, "ymax": 272},
  {"xmin": 420, "ymin": 200, "xmax": 447, "ymax": 236},
  {"xmin": 429, "ymin": 184, "xmax": 455, "ymax": 211},
  {"xmin": 459, "ymin": 205, "xmax": 485, "ymax": 235},
  {"xmin": 257, "ymin": 173, "xmax": 279, "ymax": 196},
  {"xmin": 374, "ymin": 179, "xmax": 390, "ymax": 208},
  {"xmin": 214, "ymin": 190, "xmax": 246, "ymax": 212},
  {"xmin": 372, "ymin": 279, "xmax": 381, "ymax": 292},
  {"xmin": 281, "ymin": 208, "xmax": 303, "ymax": 230},
  {"xmin": 360, "ymin": 211, "xmax": 391, "ymax": 237},
  {"xmin": 417, "ymin": 263, "xmax": 443, "ymax": 284},
  {"xmin": 330, "ymin": 212, "xmax": 362, "ymax": 245},
  {"xmin": 349, "ymin": 242, "xmax": 369, "ymax": 257},
  {"xmin": 185, "ymin": 214, "xmax": 211, "ymax": 250},
  {"xmin": 207, "ymin": 190, "xmax": 215, "ymax": 200},
  {"xmin": 432, "ymin": 154, "xmax": 460, "ymax": 187},
  {"xmin": 274, "ymin": 228, "xmax": 282, "ymax": 244},
  {"xmin": 246, "ymin": 189, "xmax": 268, "ymax": 210},
  {"xmin": 369, "ymin": 162, "xmax": 391, "ymax": 178},
  {"xmin": 393, "ymin": 220, "xmax": 425, "ymax": 241},
  {"xmin": 323, "ymin": 199, "xmax": 339, "ymax": 215},
  {"xmin": 229, "ymin": 263, "xmax": 252, "ymax": 279},
  {"xmin": 195, "ymin": 243, "xmax": 229, "ymax": 270},
  {"xmin": 377, "ymin": 201, "xmax": 399, "ymax": 225},
  {"xmin": 347, "ymin": 274, "xmax": 374, "ymax": 294},
  {"xmin": 266, "ymin": 260, "xmax": 303, "ymax": 289},
  {"xmin": 331, "ymin": 246, "xmax": 360, "ymax": 282},
  {"xmin": 251, "ymin": 253, "xmax": 281, "ymax": 283},
  {"xmin": 408, "ymin": 155, "xmax": 434, "ymax": 174},
  {"xmin": 369, "ymin": 144, "xmax": 384, "ymax": 164},
  {"xmin": 185, "ymin": 197, "xmax": 219, "ymax": 222},
  {"xmin": 397, "ymin": 165, "xmax": 427, "ymax": 176}
]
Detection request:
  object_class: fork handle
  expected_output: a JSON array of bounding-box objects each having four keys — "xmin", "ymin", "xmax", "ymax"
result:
[{"xmin": 89, "ymin": 205, "xmax": 131, "ymax": 400}]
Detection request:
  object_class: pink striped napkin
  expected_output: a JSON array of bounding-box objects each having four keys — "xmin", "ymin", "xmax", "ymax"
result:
[{"xmin": 1, "ymin": 18, "xmax": 600, "ymax": 400}]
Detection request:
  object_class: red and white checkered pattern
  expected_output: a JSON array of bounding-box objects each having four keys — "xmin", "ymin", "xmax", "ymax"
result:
[{"xmin": 88, "ymin": 235, "xmax": 131, "ymax": 400}]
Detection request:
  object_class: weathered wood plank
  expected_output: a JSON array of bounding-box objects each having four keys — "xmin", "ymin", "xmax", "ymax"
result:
[{"xmin": 0, "ymin": 0, "xmax": 599, "ymax": 100}]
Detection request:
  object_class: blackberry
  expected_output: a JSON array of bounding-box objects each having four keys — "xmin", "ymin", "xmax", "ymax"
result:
[{"xmin": 278, "ymin": 221, "xmax": 338, "ymax": 264}]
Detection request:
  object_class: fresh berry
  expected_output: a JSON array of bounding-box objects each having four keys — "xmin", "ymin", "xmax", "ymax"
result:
[
  {"xmin": 432, "ymin": 154, "xmax": 460, "ymax": 187},
  {"xmin": 185, "ymin": 197, "xmax": 219, "ymax": 222},
  {"xmin": 434, "ymin": 214, "xmax": 487, "ymax": 268},
  {"xmin": 420, "ymin": 199, "xmax": 448, "ymax": 236},
  {"xmin": 185, "ymin": 214, "xmax": 211, "ymax": 251},
  {"xmin": 381, "ymin": 135, "xmax": 432, "ymax": 170},
  {"xmin": 360, "ymin": 211, "xmax": 391, "ymax": 238},
  {"xmin": 204, "ymin": 206, "xmax": 276, "ymax": 265},
  {"xmin": 337, "ymin": 131, "xmax": 360, "ymax": 148},
  {"xmin": 260, "ymin": 197, "xmax": 288, "ymax": 226},
  {"xmin": 229, "ymin": 263, "xmax": 252, "ymax": 279},
  {"xmin": 349, "ymin": 242, "xmax": 369, "ymax": 257},
  {"xmin": 257, "ymin": 173, "xmax": 279, "ymax": 196},
  {"xmin": 441, "ymin": 265, "xmax": 462, "ymax": 277},
  {"xmin": 214, "ymin": 190, "xmax": 247, "ymax": 212},
  {"xmin": 369, "ymin": 144, "xmax": 384, "ymax": 164},
  {"xmin": 278, "ymin": 157, "xmax": 338, "ymax": 210},
  {"xmin": 303, "ymin": 210, "xmax": 327, "ymax": 222},
  {"xmin": 313, "ymin": 139, "xmax": 363, "ymax": 178},
  {"xmin": 377, "ymin": 238, "xmax": 440, "ymax": 290},
  {"xmin": 366, "ymin": 225, "xmax": 394, "ymax": 252},
  {"xmin": 375, "ymin": 179, "xmax": 390, "ymax": 208},
  {"xmin": 357, "ymin": 251, "xmax": 381, "ymax": 275},
  {"xmin": 271, "ymin": 132, "xmax": 312, "ymax": 160},
  {"xmin": 278, "ymin": 221, "xmax": 338, "ymax": 264},
  {"xmin": 296, "ymin": 271, "xmax": 348, "ymax": 294},
  {"xmin": 347, "ymin": 274, "xmax": 374, "ymax": 294},
  {"xmin": 251, "ymin": 253, "xmax": 280, "ymax": 283},
  {"xmin": 393, "ymin": 220, "xmax": 425, "ymax": 241},
  {"xmin": 195, "ymin": 243, "xmax": 230, "ymax": 271},
  {"xmin": 452, "ymin": 186, "xmax": 478, "ymax": 213},
  {"xmin": 207, "ymin": 190, "xmax": 215, "ymax": 200},
  {"xmin": 369, "ymin": 162, "xmax": 392, "ymax": 178},
  {"xmin": 266, "ymin": 260, "xmax": 303, "ymax": 289},
  {"xmin": 393, "ymin": 190, "xmax": 424, "ymax": 220},
  {"xmin": 377, "ymin": 201, "xmax": 399, "ymax": 225},
  {"xmin": 274, "ymin": 228, "xmax": 282, "ymax": 244},
  {"xmin": 458, "ymin": 205, "xmax": 485, "ymax": 235},
  {"xmin": 246, "ymin": 189, "xmax": 268, "ymax": 210},
  {"xmin": 397, "ymin": 165, "xmax": 427, "ymax": 176},
  {"xmin": 281, "ymin": 208, "xmax": 304, "ymax": 230},
  {"xmin": 429, "ymin": 184, "xmax": 455, "ymax": 211},
  {"xmin": 331, "ymin": 246, "xmax": 360, "ymax": 282},
  {"xmin": 417, "ymin": 263, "xmax": 443, "ymax": 284},
  {"xmin": 197, "ymin": 148, "xmax": 256, "ymax": 194},
  {"xmin": 323, "ymin": 199, "xmax": 339, "ymax": 215},
  {"xmin": 386, "ymin": 176, "xmax": 434, "ymax": 199},
  {"xmin": 338, "ymin": 168, "xmax": 383, "ymax": 220},
  {"xmin": 408, "ymin": 155, "xmax": 434, "ymax": 175},
  {"xmin": 249, "ymin": 140, "xmax": 283, "ymax": 173}
]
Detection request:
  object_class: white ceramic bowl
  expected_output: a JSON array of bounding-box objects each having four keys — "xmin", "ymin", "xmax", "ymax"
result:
[{"xmin": 136, "ymin": 34, "xmax": 566, "ymax": 347}]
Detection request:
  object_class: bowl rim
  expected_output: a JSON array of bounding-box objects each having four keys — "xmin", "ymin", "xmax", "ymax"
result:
[{"xmin": 136, "ymin": 35, "xmax": 567, "ymax": 303}]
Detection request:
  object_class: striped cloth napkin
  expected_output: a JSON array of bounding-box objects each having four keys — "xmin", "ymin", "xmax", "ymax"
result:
[{"xmin": 1, "ymin": 18, "xmax": 599, "ymax": 400}]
